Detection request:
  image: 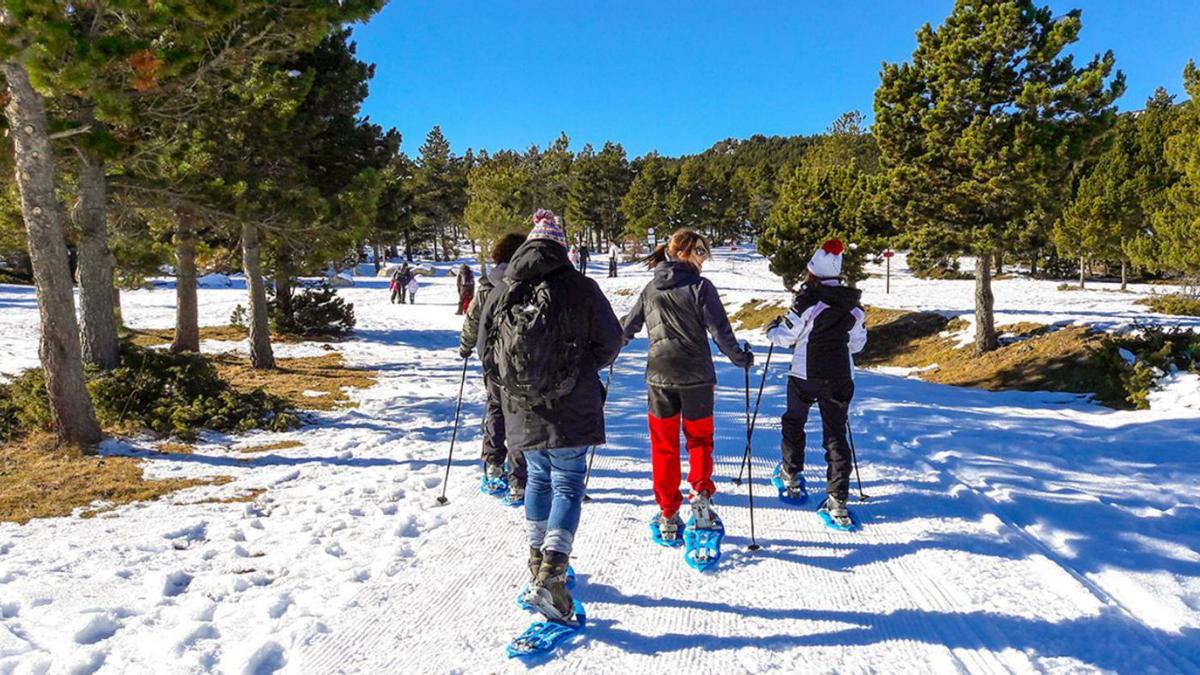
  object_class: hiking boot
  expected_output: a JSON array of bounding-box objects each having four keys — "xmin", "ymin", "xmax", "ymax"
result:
[
  {"xmin": 656, "ymin": 512, "xmax": 684, "ymax": 542},
  {"xmin": 821, "ymin": 494, "xmax": 852, "ymax": 527},
  {"xmin": 524, "ymin": 550, "xmax": 575, "ymax": 624},
  {"xmin": 507, "ymin": 483, "xmax": 525, "ymax": 504},
  {"xmin": 485, "ymin": 462, "xmax": 505, "ymax": 481},
  {"xmin": 690, "ymin": 491, "xmax": 718, "ymax": 530},
  {"xmin": 779, "ymin": 466, "xmax": 808, "ymax": 500},
  {"xmin": 527, "ymin": 546, "xmax": 543, "ymax": 582}
]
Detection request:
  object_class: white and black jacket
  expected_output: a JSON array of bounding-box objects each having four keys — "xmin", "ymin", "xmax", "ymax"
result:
[{"xmin": 766, "ymin": 281, "xmax": 867, "ymax": 381}]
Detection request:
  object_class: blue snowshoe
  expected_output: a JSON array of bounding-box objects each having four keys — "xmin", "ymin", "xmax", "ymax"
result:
[
  {"xmin": 683, "ymin": 516, "xmax": 725, "ymax": 572},
  {"xmin": 516, "ymin": 566, "xmax": 576, "ymax": 611},
  {"xmin": 480, "ymin": 462, "xmax": 508, "ymax": 497},
  {"xmin": 649, "ymin": 513, "xmax": 685, "ymax": 548},
  {"xmin": 771, "ymin": 463, "xmax": 809, "ymax": 505},
  {"xmin": 506, "ymin": 601, "xmax": 586, "ymax": 658},
  {"xmin": 503, "ymin": 483, "xmax": 524, "ymax": 507},
  {"xmin": 817, "ymin": 496, "xmax": 859, "ymax": 532}
]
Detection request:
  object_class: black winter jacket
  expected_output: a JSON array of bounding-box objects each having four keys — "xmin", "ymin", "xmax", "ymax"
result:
[
  {"xmin": 459, "ymin": 262, "xmax": 505, "ymax": 357},
  {"xmin": 621, "ymin": 260, "xmax": 751, "ymax": 389},
  {"xmin": 766, "ymin": 281, "xmax": 867, "ymax": 381},
  {"xmin": 476, "ymin": 240, "xmax": 623, "ymax": 452}
]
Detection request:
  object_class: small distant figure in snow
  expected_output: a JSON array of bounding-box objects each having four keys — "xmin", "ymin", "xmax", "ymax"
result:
[
  {"xmin": 456, "ymin": 263, "xmax": 475, "ymax": 315},
  {"xmin": 765, "ymin": 238, "xmax": 868, "ymax": 529},
  {"xmin": 578, "ymin": 244, "xmax": 590, "ymax": 276},
  {"xmin": 406, "ymin": 275, "xmax": 420, "ymax": 304},
  {"xmin": 607, "ymin": 241, "xmax": 619, "ymax": 278},
  {"xmin": 568, "ymin": 245, "xmax": 580, "ymax": 269},
  {"xmin": 391, "ymin": 262, "xmax": 413, "ymax": 304}
]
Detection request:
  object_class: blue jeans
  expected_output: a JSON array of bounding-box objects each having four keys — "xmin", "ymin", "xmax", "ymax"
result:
[{"xmin": 524, "ymin": 446, "xmax": 588, "ymax": 555}]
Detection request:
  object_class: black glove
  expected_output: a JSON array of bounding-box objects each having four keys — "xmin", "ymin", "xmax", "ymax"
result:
[
  {"xmin": 738, "ymin": 344, "xmax": 755, "ymax": 369},
  {"xmin": 766, "ymin": 315, "xmax": 783, "ymax": 332},
  {"xmin": 459, "ymin": 348, "xmax": 472, "ymax": 360}
]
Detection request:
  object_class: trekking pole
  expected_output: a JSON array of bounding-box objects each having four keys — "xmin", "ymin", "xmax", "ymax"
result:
[
  {"xmin": 847, "ymin": 417, "xmax": 870, "ymax": 502},
  {"xmin": 734, "ymin": 342, "xmax": 775, "ymax": 486},
  {"xmin": 435, "ymin": 357, "xmax": 471, "ymax": 505},
  {"xmin": 739, "ymin": 344, "xmax": 762, "ymax": 552},
  {"xmin": 583, "ymin": 361, "xmax": 616, "ymax": 502}
]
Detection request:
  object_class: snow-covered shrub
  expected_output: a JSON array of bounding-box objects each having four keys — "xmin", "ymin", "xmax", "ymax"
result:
[
  {"xmin": 0, "ymin": 344, "xmax": 300, "ymax": 441},
  {"xmin": 1093, "ymin": 324, "xmax": 1200, "ymax": 409}
]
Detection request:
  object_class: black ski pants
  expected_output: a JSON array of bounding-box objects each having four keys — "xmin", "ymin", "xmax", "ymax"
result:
[
  {"xmin": 780, "ymin": 375, "xmax": 854, "ymax": 502},
  {"xmin": 483, "ymin": 379, "xmax": 526, "ymax": 487}
]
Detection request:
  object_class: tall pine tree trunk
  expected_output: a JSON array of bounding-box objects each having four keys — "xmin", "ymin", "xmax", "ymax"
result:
[
  {"xmin": 1079, "ymin": 256, "xmax": 1086, "ymax": 289},
  {"xmin": 1, "ymin": 62, "xmax": 101, "ymax": 445},
  {"xmin": 172, "ymin": 213, "xmax": 199, "ymax": 353},
  {"xmin": 76, "ymin": 145, "xmax": 120, "ymax": 370},
  {"xmin": 993, "ymin": 250, "xmax": 1004, "ymax": 276},
  {"xmin": 1030, "ymin": 251, "xmax": 1039, "ymax": 277},
  {"xmin": 973, "ymin": 253, "xmax": 998, "ymax": 355},
  {"xmin": 241, "ymin": 222, "xmax": 275, "ymax": 369},
  {"xmin": 1121, "ymin": 260, "xmax": 1128, "ymax": 291}
]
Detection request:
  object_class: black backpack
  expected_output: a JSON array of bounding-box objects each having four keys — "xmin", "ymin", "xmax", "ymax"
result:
[{"xmin": 484, "ymin": 272, "xmax": 582, "ymax": 408}]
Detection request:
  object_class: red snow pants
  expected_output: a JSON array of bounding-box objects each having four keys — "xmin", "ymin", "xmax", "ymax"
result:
[{"xmin": 647, "ymin": 385, "xmax": 716, "ymax": 518}]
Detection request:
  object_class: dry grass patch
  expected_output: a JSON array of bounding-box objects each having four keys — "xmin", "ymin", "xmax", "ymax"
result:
[
  {"xmin": 235, "ymin": 440, "xmax": 304, "ymax": 454},
  {"xmin": 0, "ymin": 433, "xmax": 230, "ymax": 525},
  {"xmin": 154, "ymin": 442, "xmax": 195, "ymax": 455},
  {"xmin": 730, "ymin": 298, "xmax": 788, "ymax": 331},
  {"xmin": 213, "ymin": 352, "xmax": 376, "ymax": 411},
  {"xmin": 129, "ymin": 325, "xmax": 313, "ymax": 348}
]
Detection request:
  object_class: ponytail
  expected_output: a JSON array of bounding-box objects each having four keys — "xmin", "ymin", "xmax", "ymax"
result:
[{"xmin": 640, "ymin": 243, "xmax": 669, "ymax": 269}]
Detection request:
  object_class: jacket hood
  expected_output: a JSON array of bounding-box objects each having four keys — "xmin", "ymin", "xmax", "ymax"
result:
[
  {"xmin": 487, "ymin": 262, "xmax": 508, "ymax": 285},
  {"xmin": 652, "ymin": 260, "xmax": 700, "ymax": 290},
  {"xmin": 811, "ymin": 283, "xmax": 862, "ymax": 309},
  {"xmin": 506, "ymin": 239, "xmax": 571, "ymax": 282}
]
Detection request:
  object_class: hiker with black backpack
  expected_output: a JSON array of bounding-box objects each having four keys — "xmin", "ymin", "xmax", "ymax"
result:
[
  {"xmin": 460, "ymin": 232, "xmax": 529, "ymax": 503},
  {"xmin": 477, "ymin": 208, "xmax": 622, "ymax": 627},
  {"xmin": 619, "ymin": 228, "xmax": 754, "ymax": 545}
]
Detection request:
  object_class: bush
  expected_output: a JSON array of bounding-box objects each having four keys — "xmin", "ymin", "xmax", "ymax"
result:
[
  {"xmin": 1142, "ymin": 294, "xmax": 1200, "ymax": 317},
  {"xmin": 229, "ymin": 304, "xmax": 248, "ymax": 329},
  {"xmin": 0, "ymin": 343, "xmax": 300, "ymax": 441},
  {"xmin": 1092, "ymin": 324, "xmax": 1200, "ymax": 409},
  {"xmin": 271, "ymin": 281, "xmax": 355, "ymax": 337}
]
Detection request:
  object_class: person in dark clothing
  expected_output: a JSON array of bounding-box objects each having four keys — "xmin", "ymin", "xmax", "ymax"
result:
[
  {"xmin": 620, "ymin": 228, "xmax": 754, "ymax": 543},
  {"xmin": 577, "ymin": 244, "xmax": 590, "ymax": 276},
  {"xmin": 460, "ymin": 233, "xmax": 529, "ymax": 502},
  {"xmin": 390, "ymin": 263, "xmax": 411, "ymax": 304},
  {"xmin": 455, "ymin": 264, "xmax": 475, "ymax": 315},
  {"xmin": 477, "ymin": 209, "xmax": 622, "ymax": 626},
  {"xmin": 766, "ymin": 238, "xmax": 867, "ymax": 528}
]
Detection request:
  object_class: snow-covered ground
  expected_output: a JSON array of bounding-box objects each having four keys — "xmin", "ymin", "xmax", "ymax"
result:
[{"xmin": 0, "ymin": 251, "xmax": 1198, "ymax": 673}]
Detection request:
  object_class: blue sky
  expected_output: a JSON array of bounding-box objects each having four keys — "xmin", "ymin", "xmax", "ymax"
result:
[{"xmin": 351, "ymin": 0, "xmax": 1199, "ymax": 158}]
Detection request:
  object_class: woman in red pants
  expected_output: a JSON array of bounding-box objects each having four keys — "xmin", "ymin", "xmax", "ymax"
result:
[{"xmin": 620, "ymin": 228, "xmax": 754, "ymax": 543}]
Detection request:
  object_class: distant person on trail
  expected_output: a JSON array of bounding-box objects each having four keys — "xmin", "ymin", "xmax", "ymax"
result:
[
  {"xmin": 477, "ymin": 208, "xmax": 622, "ymax": 626},
  {"xmin": 405, "ymin": 274, "xmax": 420, "ymax": 304},
  {"xmin": 568, "ymin": 245, "xmax": 580, "ymax": 269},
  {"xmin": 456, "ymin": 264, "xmax": 475, "ymax": 315},
  {"xmin": 765, "ymin": 238, "xmax": 867, "ymax": 529},
  {"xmin": 619, "ymin": 228, "xmax": 754, "ymax": 544},
  {"xmin": 460, "ymin": 232, "xmax": 529, "ymax": 502},
  {"xmin": 391, "ymin": 262, "xmax": 412, "ymax": 304},
  {"xmin": 607, "ymin": 241, "xmax": 619, "ymax": 278},
  {"xmin": 578, "ymin": 244, "xmax": 590, "ymax": 276}
]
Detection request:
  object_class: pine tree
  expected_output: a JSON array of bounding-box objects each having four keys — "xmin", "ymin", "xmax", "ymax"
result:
[
  {"xmin": 1151, "ymin": 62, "xmax": 1200, "ymax": 276},
  {"xmin": 413, "ymin": 127, "xmax": 461, "ymax": 261},
  {"xmin": 874, "ymin": 0, "xmax": 1122, "ymax": 354},
  {"xmin": 621, "ymin": 153, "xmax": 677, "ymax": 249}
]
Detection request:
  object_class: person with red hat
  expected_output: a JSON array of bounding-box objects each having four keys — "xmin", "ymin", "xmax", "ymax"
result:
[{"xmin": 765, "ymin": 238, "xmax": 867, "ymax": 529}]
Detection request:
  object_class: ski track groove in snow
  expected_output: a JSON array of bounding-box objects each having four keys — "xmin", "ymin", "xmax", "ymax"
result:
[{"xmin": 2, "ymin": 252, "xmax": 1198, "ymax": 673}]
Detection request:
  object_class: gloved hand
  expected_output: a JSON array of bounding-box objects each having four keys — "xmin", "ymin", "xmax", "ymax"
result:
[
  {"xmin": 766, "ymin": 315, "xmax": 783, "ymax": 332},
  {"xmin": 738, "ymin": 344, "xmax": 755, "ymax": 369},
  {"xmin": 459, "ymin": 348, "xmax": 472, "ymax": 360}
]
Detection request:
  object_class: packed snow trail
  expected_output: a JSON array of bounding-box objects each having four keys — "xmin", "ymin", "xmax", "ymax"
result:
[{"xmin": 0, "ymin": 251, "xmax": 1198, "ymax": 673}]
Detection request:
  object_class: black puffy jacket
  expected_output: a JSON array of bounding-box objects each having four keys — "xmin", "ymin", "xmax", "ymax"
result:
[
  {"xmin": 621, "ymin": 260, "xmax": 751, "ymax": 388},
  {"xmin": 476, "ymin": 240, "xmax": 623, "ymax": 452}
]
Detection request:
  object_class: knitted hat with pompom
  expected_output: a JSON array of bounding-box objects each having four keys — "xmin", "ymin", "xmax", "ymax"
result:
[
  {"xmin": 529, "ymin": 209, "xmax": 567, "ymax": 248},
  {"xmin": 807, "ymin": 238, "xmax": 844, "ymax": 278}
]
